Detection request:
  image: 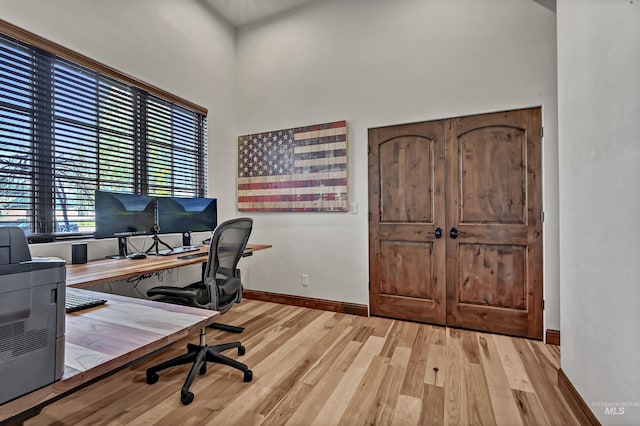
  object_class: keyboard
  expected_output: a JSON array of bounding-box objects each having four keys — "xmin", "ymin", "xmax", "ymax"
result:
[
  {"xmin": 177, "ymin": 251, "xmax": 209, "ymax": 260},
  {"xmin": 65, "ymin": 293, "xmax": 107, "ymax": 313},
  {"xmin": 155, "ymin": 246, "xmax": 201, "ymax": 256}
]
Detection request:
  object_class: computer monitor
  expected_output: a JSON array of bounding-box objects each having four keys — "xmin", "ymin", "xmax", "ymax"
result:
[
  {"xmin": 94, "ymin": 191, "xmax": 157, "ymax": 239},
  {"xmin": 156, "ymin": 197, "xmax": 217, "ymax": 235}
]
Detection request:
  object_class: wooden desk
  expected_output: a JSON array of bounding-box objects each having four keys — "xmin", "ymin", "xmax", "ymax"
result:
[
  {"xmin": 0, "ymin": 288, "xmax": 219, "ymax": 423},
  {"xmin": 66, "ymin": 243, "xmax": 272, "ymax": 288},
  {"xmin": 1, "ymin": 242, "xmax": 271, "ymax": 422}
]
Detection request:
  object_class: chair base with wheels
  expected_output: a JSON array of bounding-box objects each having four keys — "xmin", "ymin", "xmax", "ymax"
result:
[
  {"xmin": 209, "ymin": 322, "xmax": 245, "ymax": 333},
  {"xmin": 146, "ymin": 328, "xmax": 253, "ymax": 405}
]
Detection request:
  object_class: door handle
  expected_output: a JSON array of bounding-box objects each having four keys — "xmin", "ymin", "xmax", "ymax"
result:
[
  {"xmin": 434, "ymin": 227, "xmax": 442, "ymax": 239},
  {"xmin": 449, "ymin": 227, "xmax": 464, "ymax": 239}
]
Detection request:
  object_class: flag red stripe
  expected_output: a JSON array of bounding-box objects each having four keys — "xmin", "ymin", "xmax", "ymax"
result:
[
  {"xmin": 238, "ymin": 193, "xmax": 345, "ymax": 203},
  {"xmin": 238, "ymin": 207, "xmax": 347, "ymax": 212},
  {"xmin": 294, "ymin": 148, "xmax": 347, "ymax": 160},
  {"xmin": 237, "ymin": 178, "xmax": 347, "ymax": 191},
  {"xmin": 294, "ymin": 164, "xmax": 346, "ymax": 174},
  {"xmin": 295, "ymin": 120, "xmax": 347, "ymax": 133},
  {"xmin": 294, "ymin": 133, "xmax": 347, "ymax": 146}
]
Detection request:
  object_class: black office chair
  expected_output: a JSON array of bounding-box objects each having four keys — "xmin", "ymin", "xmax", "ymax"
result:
[{"xmin": 145, "ymin": 217, "xmax": 253, "ymax": 405}]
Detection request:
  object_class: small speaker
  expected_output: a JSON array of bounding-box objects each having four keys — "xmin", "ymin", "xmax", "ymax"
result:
[
  {"xmin": 71, "ymin": 243, "xmax": 87, "ymax": 264},
  {"xmin": 182, "ymin": 231, "xmax": 192, "ymax": 247}
]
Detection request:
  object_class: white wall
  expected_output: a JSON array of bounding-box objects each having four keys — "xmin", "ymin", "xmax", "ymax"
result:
[
  {"xmin": 1, "ymin": 0, "xmax": 237, "ymax": 294},
  {"xmin": 557, "ymin": 0, "xmax": 640, "ymax": 423},
  {"xmin": 235, "ymin": 0, "xmax": 561, "ymax": 330}
]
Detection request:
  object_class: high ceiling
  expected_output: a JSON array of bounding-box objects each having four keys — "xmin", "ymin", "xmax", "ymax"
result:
[
  {"xmin": 205, "ymin": 0, "xmax": 319, "ymax": 27},
  {"xmin": 205, "ymin": 0, "xmax": 555, "ymax": 28}
]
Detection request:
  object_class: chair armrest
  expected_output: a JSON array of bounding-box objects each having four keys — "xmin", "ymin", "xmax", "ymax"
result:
[{"xmin": 216, "ymin": 277, "xmax": 242, "ymax": 298}]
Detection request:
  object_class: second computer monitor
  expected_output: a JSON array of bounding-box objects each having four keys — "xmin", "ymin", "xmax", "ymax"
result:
[
  {"xmin": 156, "ymin": 197, "xmax": 217, "ymax": 237},
  {"xmin": 94, "ymin": 191, "xmax": 157, "ymax": 239}
]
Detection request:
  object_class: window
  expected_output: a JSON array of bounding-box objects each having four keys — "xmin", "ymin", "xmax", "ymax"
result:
[{"xmin": 0, "ymin": 29, "xmax": 207, "ymax": 237}]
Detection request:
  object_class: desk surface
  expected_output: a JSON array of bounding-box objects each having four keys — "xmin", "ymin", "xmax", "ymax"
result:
[
  {"xmin": 66, "ymin": 243, "xmax": 272, "ymax": 288},
  {"xmin": 0, "ymin": 288, "xmax": 219, "ymax": 422}
]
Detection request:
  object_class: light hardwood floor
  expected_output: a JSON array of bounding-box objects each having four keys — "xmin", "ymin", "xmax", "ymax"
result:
[{"xmin": 27, "ymin": 299, "xmax": 579, "ymax": 425}]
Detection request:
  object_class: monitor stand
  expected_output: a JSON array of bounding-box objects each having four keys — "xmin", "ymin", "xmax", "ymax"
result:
[
  {"xmin": 106, "ymin": 236, "xmax": 130, "ymax": 259},
  {"xmin": 146, "ymin": 233, "xmax": 173, "ymax": 256}
]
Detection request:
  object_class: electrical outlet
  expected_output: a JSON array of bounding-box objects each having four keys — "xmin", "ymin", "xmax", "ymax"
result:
[{"xmin": 301, "ymin": 274, "xmax": 309, "ymax": 286}]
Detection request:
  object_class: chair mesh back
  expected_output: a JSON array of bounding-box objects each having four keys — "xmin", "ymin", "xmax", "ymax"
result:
[{"xmin": 204, "ymin": 218, "xmax": 253, "ymax": 283}]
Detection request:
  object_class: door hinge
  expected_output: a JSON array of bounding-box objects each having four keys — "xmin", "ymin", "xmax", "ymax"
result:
[
  {"xmin": 367, "ymin": 145, "xmax": 371, "ymax": 155},
  {"xmin": 541, "ymin": 126, "xmax": 544, "ymax": 137},
  {"xmin": 542, "ymin": 299, "xmax": 545, "ymax": 310},
  {"xmin": 368, "ymin": 281, "xmax": 370, "ymax": 291},
  {"xmin": 541, "ymin": 210, "xmax": 545, "ymax": 223}
]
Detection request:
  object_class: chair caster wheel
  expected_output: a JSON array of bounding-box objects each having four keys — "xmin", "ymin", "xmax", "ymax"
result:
[
  {"xmin": 181, "ymin": 391, "xmax": 194, "ymax": 405},
  {"xmin": 244, "ymin": 370, "xmax": 253, "ymax": 382},
  {"xmin": 146, "ymin": 373, "xmax": 159, "ymax": 384},
  {"xmin": 199, "ymin": 365, "xmax": 207, "ymax": 375},
  {"xmin": 238, "ymin": 345, "xmax": 246, "ymax": 356}
]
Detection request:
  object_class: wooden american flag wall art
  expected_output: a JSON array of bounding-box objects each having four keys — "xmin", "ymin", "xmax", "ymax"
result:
[{"xmin": 237, "ymin": 120, "xmax": 348, "ymax": 212}]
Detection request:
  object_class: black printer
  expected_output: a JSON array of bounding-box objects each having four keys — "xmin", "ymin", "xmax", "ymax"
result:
[{"xmin": 0, "ymin": 227, "xmax": 66, "ymax": 405}]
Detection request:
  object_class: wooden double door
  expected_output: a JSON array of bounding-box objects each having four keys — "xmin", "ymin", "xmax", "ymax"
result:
[{"xmin": 368, "ymin": 108, "xmax": 543, "ymax": 339}]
